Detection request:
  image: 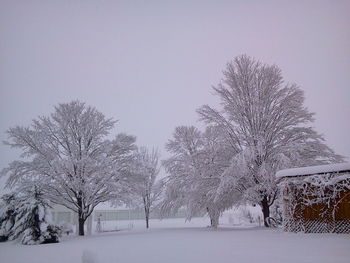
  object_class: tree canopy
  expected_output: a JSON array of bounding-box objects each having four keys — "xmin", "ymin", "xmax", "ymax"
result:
[{"xmin": 2, "ymin": 101, "xmax": 137, "ymax": 235}]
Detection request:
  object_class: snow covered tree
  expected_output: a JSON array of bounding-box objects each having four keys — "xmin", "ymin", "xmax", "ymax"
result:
[
  {"xmin": 2, "ymin": 101, "xmax": 137, "ymax": 235},
  {"xmin": 161, "ymin": 126, "xmax": 235, "ymax": 227},
  {"xmin": 131, "ymin": 147, "xmax": 163, "ymax": 228},
  {"xmin": 0, "ymin": 187, "xmax": 59, "ymax": 244},
  {"xmin": 0, "ymin": 194, "xmax": 18, "ymax": 242},
  {"xmin": 11, "ymin": 187, "xmax": 60, "ymax": 245},
  {"xmin": 197, "ymin": 55, "xmax": 343, "ymax": 226}
]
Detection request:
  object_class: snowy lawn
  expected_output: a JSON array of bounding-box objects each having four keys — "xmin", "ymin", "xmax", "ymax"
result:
[{"xmin": 0, "ymin": 217, "xmax": 349, "ymax": 263}]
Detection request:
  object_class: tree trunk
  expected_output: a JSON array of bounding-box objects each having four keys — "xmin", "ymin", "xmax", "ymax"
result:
[
  {"xmin": 77, "ymin": 196, "xmax": 85, "ymax": 236},
  {"xmin": 145, "ymin": 213, "xmax": 149, "ymax": 229},
  {"xmin": 78, "ymin": 217, "xmax": 85, "ymax": 236},
  {"xmin": 207, "ymin": 207, "xmax": 219, "ymax": 228},
  {"xmin": 210, "ymin": 214, "xmax": 219, "ymax": 228},
  {"xmin": 261, "ymin": 196, "xmax": 270, "ymax": 227},
  {"xmin": 144, "ymin": 197, "xmax": 150, "ymax": 229}
]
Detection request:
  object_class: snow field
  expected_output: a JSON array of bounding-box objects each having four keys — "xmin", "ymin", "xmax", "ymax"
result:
[{"xmin": 0, "ymin": 216, "xmax": 349, "ymax": 263}]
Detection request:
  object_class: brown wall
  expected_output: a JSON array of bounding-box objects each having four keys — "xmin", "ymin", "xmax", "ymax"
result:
[{"xmin": 286, "ymin": 189, "xmax": 350, "ymax": 221}]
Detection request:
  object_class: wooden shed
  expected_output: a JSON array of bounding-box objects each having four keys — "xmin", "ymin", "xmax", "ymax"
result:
[{"xmin": 276, "ymin": 163, "xmax": 350, "ymax": 233}]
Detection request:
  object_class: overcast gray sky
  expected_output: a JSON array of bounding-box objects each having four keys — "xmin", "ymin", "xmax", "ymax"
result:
[{"xmin": 1, "ymin": 0, "xmax": 349, "ymax": 191}]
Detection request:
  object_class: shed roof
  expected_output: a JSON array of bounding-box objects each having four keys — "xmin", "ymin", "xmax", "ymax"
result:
[{"xmin": 276, "ymin": 162, "xmax": 350, "ymax": 178}]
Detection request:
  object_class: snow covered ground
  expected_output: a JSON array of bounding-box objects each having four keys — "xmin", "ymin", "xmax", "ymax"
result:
[{"xmin": 1, "ymin": 215, "xmax": 349, "ymax": 263}]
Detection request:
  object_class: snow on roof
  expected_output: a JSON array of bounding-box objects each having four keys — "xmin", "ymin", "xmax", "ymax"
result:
[{"xmin": 276, "ymin": 162, "xmax": 350, "ymax": 178}]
